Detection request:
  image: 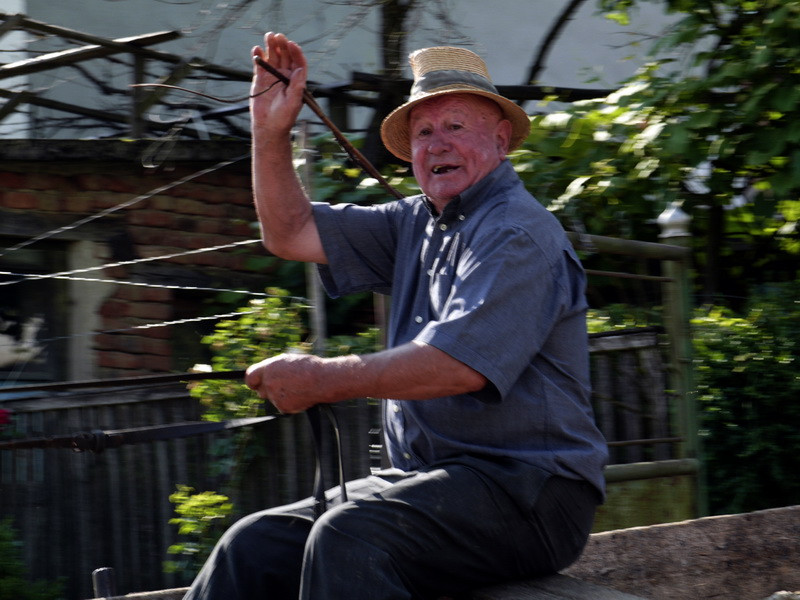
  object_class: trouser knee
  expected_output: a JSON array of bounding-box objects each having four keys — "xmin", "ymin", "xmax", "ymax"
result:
[{"xmin": 306, "ymin": 503, "xmax": 385, "ymax": 560}]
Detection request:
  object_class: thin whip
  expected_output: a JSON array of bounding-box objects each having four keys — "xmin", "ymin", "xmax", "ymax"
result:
[{"xmin": 133, "ymin": 57, "xmax": 404, "ymax": 199}]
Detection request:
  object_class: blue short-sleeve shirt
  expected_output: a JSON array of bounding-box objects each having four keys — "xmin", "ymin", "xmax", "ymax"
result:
[{"xmin": 313, "ymin": 160, "xmax": 608, "ymax": 495}]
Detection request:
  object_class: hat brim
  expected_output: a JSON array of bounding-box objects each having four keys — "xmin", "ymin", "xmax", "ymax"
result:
[{"xmin": 380, "ymin": 88, "xmax": 531, "ymax": 163}]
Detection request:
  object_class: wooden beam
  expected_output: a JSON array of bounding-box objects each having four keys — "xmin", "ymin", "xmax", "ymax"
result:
[
  {"xmin": 0, "ymin": 30, "xmax": 180, "ymax": 79},
  {"xmin": 0, "ymin": 12, "xmax": 24, "ymax": 38},
  {"xmin": 0, "ymin": 90, "xmax": 28, "ymax": 121},
  {"xmin": 0, "ymin": 87, "xmax": 125, "ymax": 122},
  {"xmin": 0, "ymin": 88, "xmax": 203, "ymax": 138},
  {"xmin": 0, "ymin": 13, "xmax": 252, "ymax": 81}
]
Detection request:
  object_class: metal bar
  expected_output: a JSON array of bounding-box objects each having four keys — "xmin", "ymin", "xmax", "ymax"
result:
[
  {"xmin": 584, "ymin": 268, "xmax": 672, "ymax": 283},
  {"xmin": 606, "ymin": 437, "xmax": 683, "ymax": 448},
  {"xmin": 567, "ymin": 232, "xmax": 690, "ymax": 261},
  {"xmin": 0, "ymin": 369, "xmax": 246, "ymax": 394},
  {"xmin": 0, "ymin": 415, "xmax": 277, "ymax": 451},
  {"xmin": 603, "ymin": 458, "xmax": 699, "ymax": 483}
]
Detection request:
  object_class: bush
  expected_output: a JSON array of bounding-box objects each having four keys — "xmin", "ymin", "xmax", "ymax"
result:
[
  {"xmin": 164, "ymin": 486, "xmax": 234, "ymax": 581},
  {"xmin": 0, "ymin": 519, "xmax": 63, "ymax": 600},
  {"xmin": 693, "ymin": 281, "xmax": 800, "ymax": 514},
  {"xmin": 167, "ymin": 287, "xmax": 381, "ymax": 579}
]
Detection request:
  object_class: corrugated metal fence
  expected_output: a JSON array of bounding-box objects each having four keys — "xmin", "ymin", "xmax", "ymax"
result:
[{"xmin": 0, "ymin": 382, "xmax": 379, "ymax": 599}]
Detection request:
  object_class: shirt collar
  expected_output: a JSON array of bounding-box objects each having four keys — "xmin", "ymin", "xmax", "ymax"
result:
[{"xmin": 423, "ymin": 159, "xmax": 515, "ymax": 222}]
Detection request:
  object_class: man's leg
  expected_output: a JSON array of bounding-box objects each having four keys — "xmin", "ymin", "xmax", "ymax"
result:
[
  {"xmin": 182, "ymin": 473, "xmax": 405, "ymax": 600},
  {"xmin": 301, "ymin": 458, "xmax": 600, "ymax": 600},
  {"xmin": 182, "ymin": 505, "xmax": 313, "ymax": 599}
]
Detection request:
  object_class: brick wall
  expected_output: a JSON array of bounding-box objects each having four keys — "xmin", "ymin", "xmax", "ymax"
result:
[{"xmin": 0, "ymin": 140, "xmax": 267, "ymax": 379}]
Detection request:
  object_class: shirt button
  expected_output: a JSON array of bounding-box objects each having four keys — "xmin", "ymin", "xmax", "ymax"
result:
[
  {"xmin": 439, "ymin": 223, "xmax": 448, "ymax": 231},
  {"xmin": 458, "ymin": 214, "xmax": 466, "ymax": 221},
  {"xmin": 393, "ymin": 404, "xmax": 401, "ymax": 413},
  {"xmin": 403, "ymin": 452, "xmax": 412, "ymax": 460},
  {"xmin": 414, "ymin": 315, "xmax": 423, "ymax": 323}
]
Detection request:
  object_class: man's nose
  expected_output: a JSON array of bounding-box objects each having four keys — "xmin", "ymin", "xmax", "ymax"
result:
[{"xmin": 427, "ymin": 131, "xmax": 451, "ymax": 153}]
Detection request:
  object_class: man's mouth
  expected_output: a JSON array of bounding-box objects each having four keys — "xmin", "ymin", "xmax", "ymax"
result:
[{"xmin": 432, "ymin": 165, "xmax": 458, "ymax": 175}]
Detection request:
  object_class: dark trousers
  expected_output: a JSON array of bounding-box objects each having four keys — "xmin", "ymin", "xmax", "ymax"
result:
[{"xmin": 183, "ymin": 456, "xmax": 600, "ymax": 600}]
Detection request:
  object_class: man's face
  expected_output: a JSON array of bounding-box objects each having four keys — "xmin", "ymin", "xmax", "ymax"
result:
[{"xmin": 409, "ymin": 94, "xmax": 511, "ymax": 210}]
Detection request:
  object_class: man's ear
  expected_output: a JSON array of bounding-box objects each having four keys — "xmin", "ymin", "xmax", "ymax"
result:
[{"xmin": 496, "ymin": 119, "xmax": 512, "ymax": 156}]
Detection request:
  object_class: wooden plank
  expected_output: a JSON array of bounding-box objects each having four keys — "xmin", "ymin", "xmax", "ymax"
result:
[
  {"xmin": 616, "ymin": 352, "xmax": 643, "ymax": 463},
  {"xmin": 0, "ymin": 12, "xmax": 24, "ymax": 36},
  {"xmin": 604, "ymin": 459, "xmax": 699, "ymax": 483},
  {"xmin": 0, "ymin": 13, "xmax": 251, "ymax": 81},
  {"xmin": 0, "ymin": 31, "xmax": 180, "ymax": 79},
  {"xmin": 636, "ymin": 347, "xmax": 671, "ymax": 460},
  {"xmin": 589, "ymin": 331, "xmax": 659, "ymax": 353},
  {"xmin": 0, "ymin": 13, "xmax": 175, "ymax": 50}
]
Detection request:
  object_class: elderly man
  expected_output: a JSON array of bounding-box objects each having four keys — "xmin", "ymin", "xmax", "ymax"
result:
[{"xmin": 183, "ymin": 32, "xmax": 607, "ymax": 600}]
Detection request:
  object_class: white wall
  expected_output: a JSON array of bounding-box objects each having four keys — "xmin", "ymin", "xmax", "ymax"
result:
[
  {"xmin": 0, "ymin": 0, "xmax": 31, "ymax": 137},
  {"xmin": 4, "ymin": 0, "xmax": 672, "ymax": 137}
]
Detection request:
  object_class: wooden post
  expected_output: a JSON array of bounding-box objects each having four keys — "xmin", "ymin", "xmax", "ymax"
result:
[
  {"xmin": 92, "ymin": 567, "xmax": 117, "ymax": 598},
  {"xmin": 657, "ymin": 202, "xmax": 707, "ymax": 516},
  {"xmin": 131, "ymin": 54, "xmax": 145, "ymax": 138},
  {"xmin": 298, "ymin": 121, "xmax": 327, "ymax": 352}
]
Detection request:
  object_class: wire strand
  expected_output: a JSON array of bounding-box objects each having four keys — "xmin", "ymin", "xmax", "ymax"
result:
[
  {"xmin": 0, "ymin": 239, "xmax": 261, "ymax": 288},
  {"xmin": 0, "ymin": 272, "xmax": 270, "ymax": 297},
  {"xmin": 0, "ymin": 154, "xmax": 249, "ymax": 258}
]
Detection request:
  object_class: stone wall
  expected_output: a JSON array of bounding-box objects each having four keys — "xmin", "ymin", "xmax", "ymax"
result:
[{"xmin": 0, "ymin": 140, "xmax": 262, "ymax": 379}]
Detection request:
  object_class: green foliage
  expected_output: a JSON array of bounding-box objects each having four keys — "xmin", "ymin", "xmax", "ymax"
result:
[
  {"xmin": 309, "ymin": 132, "xmax": 420, "ymax": 205},
  {"xmin": 167, "ymin": 287, "xmax": 381, "ymax": 578},
  {"xmin": 190, "ymin": 287, "xmax": 309, "ymax": 423},
  {"xmin": 167, "ymin": 289, "xmax": 309, "ymax": 577},
  {"xmin": 511, "ymin": 0, "xmax": 800, "ymax": 303},
  {"xmin": 586, "ymin": 304, "xmax": 663, "ymax": 333},
  {"xmin": 693, "ymin": 281, "xmax": 800, "ymax": 514},
  {"xmin": 164, "ymin": 486, "xmax": 234, "ymax": 581},
  {"xmin": 0, "ymin": 519, "xmax": 63, "ymax": 600}
]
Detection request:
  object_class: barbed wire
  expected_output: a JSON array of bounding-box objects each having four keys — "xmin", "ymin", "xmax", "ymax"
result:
[
  {"xmin": 0, "ymin": 239, "xmax": 261, "ymax": 288},
  {"xmin": 0, "ymin": 154, "xmax": 249, "ymax": 258},
  {"xmin": 0, "ymin": 272, "xmax": 270, "ymax": 298}
]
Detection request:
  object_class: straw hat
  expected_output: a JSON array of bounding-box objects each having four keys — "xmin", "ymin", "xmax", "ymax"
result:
[{"xmin": 380, "ymin": 46, "xmax": 531, "ymax": 163}]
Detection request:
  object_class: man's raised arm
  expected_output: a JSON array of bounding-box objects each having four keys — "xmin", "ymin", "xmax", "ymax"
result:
[{"xmin": 250, "ymin": 32, "xmax": 327, "ymax": 264}]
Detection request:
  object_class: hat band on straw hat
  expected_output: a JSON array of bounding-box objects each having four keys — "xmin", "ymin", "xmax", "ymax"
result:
[
  {"xmin": 411, "ymin": 69, "xmax": 498, "ymax": 97},
  {"xmin": 380, "ymin": 46, "xmax": 531, "ymax": 163}
]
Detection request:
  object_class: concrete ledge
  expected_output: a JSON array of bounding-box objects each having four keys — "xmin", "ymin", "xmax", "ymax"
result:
[
  {"xmin": 87, "ymin": 507, "xmax": 800, "ymax": 600},
  {"xmin": 470, "ymin": 573, "xmax": 647, "ymax": 599},
  {"xmin": 566, "ymin": 505, "xmax": 800, "ymax": 600},
  {"xmin": 90, "ymin": 578, "xmax": 645, "ymax": 600}
]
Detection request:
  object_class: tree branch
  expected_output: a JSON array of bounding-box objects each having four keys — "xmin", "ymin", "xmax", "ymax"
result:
[{"xmin": 522, "ymin": 0, "xmax": 588, "ymax": 92}]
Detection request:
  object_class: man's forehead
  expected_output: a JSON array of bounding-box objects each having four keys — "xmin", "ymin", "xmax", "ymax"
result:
[{"xmin": 409, "ymin": 93, "xmax": 501, "ymax": 121}]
